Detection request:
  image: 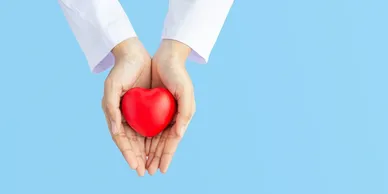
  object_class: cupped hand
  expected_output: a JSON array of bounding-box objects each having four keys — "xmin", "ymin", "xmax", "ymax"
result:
[
  {"xmin": 146, "ymin": 40, "xmax": 196, "ymax": 175},
  {"xmin": 102, "ymin": 38, "xmax": 151, "ymax": 176}
]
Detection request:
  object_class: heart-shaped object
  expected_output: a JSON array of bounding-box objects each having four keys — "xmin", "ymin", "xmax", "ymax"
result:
[{"xmin": 121, "ymin": 87, "xmax": 176, "ymax": 137}]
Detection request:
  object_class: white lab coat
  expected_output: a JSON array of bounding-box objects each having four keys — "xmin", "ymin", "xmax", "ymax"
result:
[{"xmin": 58, "ymin": 0, "xmax": 234, "ymax": 73}]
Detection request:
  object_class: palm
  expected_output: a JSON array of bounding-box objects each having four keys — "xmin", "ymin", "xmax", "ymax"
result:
[
  {"xmin": 121, "ymin": 59, "xmax": 151, "ymax": 176},
  {"xmin": 145, "ymin": 58, "xmax": 194, "ymax": 175},
  {"xmin": 104, "ymin": 56, "xmax": 151, "ymax": 176}
]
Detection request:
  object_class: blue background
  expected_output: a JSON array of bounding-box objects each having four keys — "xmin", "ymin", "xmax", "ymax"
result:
[{"xmin": 0, "ymin": 0, "xmax": 387, "ymax": 193}]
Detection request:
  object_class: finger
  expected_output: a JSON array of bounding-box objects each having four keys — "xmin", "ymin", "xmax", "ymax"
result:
[
  {"xmin": 148, "ymin": 131, "xmax": 168, "ymax": 175},
  {"xmin": 174, "ymin": 88, "xmax": 195, "ymax": 137},
  {"xmin": 103, "ymin": 79, "xmax": 122, "ymax": 127},
  {"xmin": 102, "ymin": 106, "xmax": 113, "ymax": 135},
  {"xmin": 137, "ymin": 133, "xmax": 146, "ymax": 162},
  {"xmin": 146, "ymin": 132, "xmax": 162, "ymax": 169},
  {"xmin": 145, "ymin": 137, "xmax": 152, "ymax": 156},
  {"xmin": 125, "ymin": 124, "xmax": 145, "ymax": 176},
  {"xmin": 159, "ymin": 130, "xmax": 182, "ymax": 173},
  {"xmin": 102, "ymin": 107, "xmax": 138, "ymax": 170},
  {"xmin": 111, "ymin": 122, "xmax": 138, "ymax": 170},
  {"xmin": 145, "ymin": 137, "xmax": 151, "ymax": 169}
]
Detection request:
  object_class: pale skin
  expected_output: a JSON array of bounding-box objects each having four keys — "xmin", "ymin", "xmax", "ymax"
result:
[{"xmin": 101, "ymin": 37, "xmax": 196, "ymax": 176}]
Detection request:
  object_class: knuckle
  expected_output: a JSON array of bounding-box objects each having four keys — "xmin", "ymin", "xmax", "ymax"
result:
[
  {"xmin": 153, "ymin": 133, "xmax": 162, "ymax": 140},
  {"xmin": 175, "ymin": 132, "xmax": 184, "ymax": 139},
  {"xmin": 159, "ymin": 136, "xmax": 167, "ymax": 143},
  {"xmin": 129, "ymin": 135, "xmax": 138, "ymax": 142},
  {"xmin": 167, "ymin": 132, "xmax": 181, "ymax": 139},
  {"xmin": 104, "ymin": 79, "xmax": 121, "ymax": 94},
  {"xmin": 181, "ymin": 113, "xmax": 193, "ymax": 123},
  {"xmin": 104, "ymin": 77, "xmax": 115, "ymax": 88},
  {"xmin": 105, "ymin": 103, "xmax": 117, "ymax": 115},
  {"xmin": 163, "ymin": 151, "xmax": 175, "ymax": 156},
  {"xmin": 120, "ymin": 147, "xmax": 133, "ymax": 153},
  {"xmin": 112, "ymin": 132, "xmax": 126, "ymax": 142}
]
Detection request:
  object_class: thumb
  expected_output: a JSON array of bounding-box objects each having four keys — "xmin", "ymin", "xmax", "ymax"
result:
[
  {"xmin": 103, "ymin": 80, "xmax": 123, "ymax": 135},
  {"xmin": 174, "ymin": 88, "xmax": 195, "ymax": 138}
]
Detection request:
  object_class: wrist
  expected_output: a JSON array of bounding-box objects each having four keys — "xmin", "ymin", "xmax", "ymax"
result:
[
  {"xmin": 112, "ymin": 37, "xmax": 142, "ymax": 58},
  {"xmin": 158, "ymin": 39, "xmax": 192, "ymax": 62}
]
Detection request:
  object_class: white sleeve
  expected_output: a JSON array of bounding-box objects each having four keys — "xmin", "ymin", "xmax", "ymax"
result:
[
  {"xmin": 58, "ymin": 0, "xmax": 137, "ymax": 73},
  {"xmin": 162, "ymin": 0, "xmax": 234, "ymax": 64}
]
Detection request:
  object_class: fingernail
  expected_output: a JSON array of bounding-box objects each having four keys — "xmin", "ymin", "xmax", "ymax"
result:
[{"xmin": 111, "ymin": 120, "xmax": 119, "ymax": 134}]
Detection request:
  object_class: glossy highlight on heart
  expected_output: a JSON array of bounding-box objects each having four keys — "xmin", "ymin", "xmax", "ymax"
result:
[{"xmin": 121, "ymin": 87, "xmax": 176, "ymax": 137}]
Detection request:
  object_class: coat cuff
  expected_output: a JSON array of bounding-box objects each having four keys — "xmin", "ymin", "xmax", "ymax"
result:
[
  {"xmin": 58, "ymin": 0, "xmax": 137, "ymax": 73},
  {"xmin": 162, "ymin": 0, "xmax": 234, "ymax": 64}
]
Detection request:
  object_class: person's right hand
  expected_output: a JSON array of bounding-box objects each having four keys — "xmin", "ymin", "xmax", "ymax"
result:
[
  {"xmin": 101, "ymin": 38, "xmax": 151, "ymax": 176},
  {"xmin": 146, "ymin": 39, "xmax": 196, "ymax": 175}
]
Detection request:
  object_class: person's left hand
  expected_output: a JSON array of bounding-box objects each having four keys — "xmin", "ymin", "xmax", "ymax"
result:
[{"xmin": 101, "ymin": 38, "xmax": 151, "ymax": 176}]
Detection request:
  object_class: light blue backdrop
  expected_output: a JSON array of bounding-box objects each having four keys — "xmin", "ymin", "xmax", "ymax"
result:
[{"xmin": 0, "ymin": 1, "xmax": 387, "ymax": 194}]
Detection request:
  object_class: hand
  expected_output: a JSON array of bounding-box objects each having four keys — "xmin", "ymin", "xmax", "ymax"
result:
[
  {"xmin": 102, "ymin": 38, "xmax": 151, "ymax": 176},
  {"xmin": 146, "ymin": 40, "xmax": 196, "ymax": 175}
]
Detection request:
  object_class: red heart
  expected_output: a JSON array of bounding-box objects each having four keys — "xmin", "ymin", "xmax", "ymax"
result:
[{"xmin": 121, "ymin": 87, "xmax": 176, "ymax": 137}]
